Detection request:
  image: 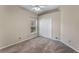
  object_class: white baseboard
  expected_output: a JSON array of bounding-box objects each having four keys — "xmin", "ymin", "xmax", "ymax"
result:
[
  {"xmin": 2, "ymin": 35, "xmax": 78, "ymax": 52},
  {"xmin": 60, "ymin": 40, "xmax": 79, "ymax": 53},
  {"xmin": 0, "ymin": 36, "xmax": 37, "ymax": 50},
  {"xmin": 41, "ymin": 35, "xmax": 79, "ymax": 52}
]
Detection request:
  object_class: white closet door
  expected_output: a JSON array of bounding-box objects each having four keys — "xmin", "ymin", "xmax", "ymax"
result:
[{"xmin": 39, "ymin": 16, "xmax": 52, "ymax": 39}]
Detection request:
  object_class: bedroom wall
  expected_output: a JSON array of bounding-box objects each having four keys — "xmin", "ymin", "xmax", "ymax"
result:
[
  {"xmin": 60, "ymin": 6, "xmax": 79, "ymax": 52},
  {"xmin": 0, "ymin": 5, "xmax": 37, "ymax": 49}
]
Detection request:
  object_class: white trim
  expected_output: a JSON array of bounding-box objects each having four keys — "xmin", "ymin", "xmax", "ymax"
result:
[
  {"xmin": 42, "ymin": 35, "xmax": 79, "ymax": 52},
  {"xmin": 49, "ymin": 37, "xmax": 79, "ymax": 52},
  {"xmin": 0, "ymin": 35, "xmax": 78, "ymax": 52},
  {"xmin": 39, "ymin": 15, "xmax": 53, "ymax": 39},
  {"xmin": 52, "ymin": 38, "xmax": 60, "ymax": 41},
  {"xmin": 0, "ymin": 40, "xmax": 28, "ymax": 50},
  {"xmin": 50, "ymin": 17, "xmax": 53, "ymax": 39},
  {"xmin": 60, "ymin": 40, "xmax": 79, "ymax": 52},
  {"xmin": 0, "ymin": 36, "xmax": 37, "ymax": 50},
  {"xmin": 31, "ymin": 32, "xmax": 37, "ymax": 34}
]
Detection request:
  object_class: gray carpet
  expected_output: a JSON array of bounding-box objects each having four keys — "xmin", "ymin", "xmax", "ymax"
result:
[{"xmin": 0, "ymin": 37, "xmax": 77, "ymax": 53}]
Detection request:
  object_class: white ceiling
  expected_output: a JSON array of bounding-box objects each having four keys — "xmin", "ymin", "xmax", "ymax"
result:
[{"xmin": 21, "ymin": 5, "xmax": 59, "ymax": 14}]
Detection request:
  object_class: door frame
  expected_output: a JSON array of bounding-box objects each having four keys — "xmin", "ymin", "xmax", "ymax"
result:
[{"xmin": 38, "ymin": 15, "xmax": 53, "ymax": 39}]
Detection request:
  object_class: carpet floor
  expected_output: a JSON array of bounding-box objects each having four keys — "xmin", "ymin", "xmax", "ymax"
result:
[{"xmin": 0, "ymin": 37, "xmax": 77, "ymax": 53}]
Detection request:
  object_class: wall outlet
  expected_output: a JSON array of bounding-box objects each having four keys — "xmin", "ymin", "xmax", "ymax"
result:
[
  {"xmin": 19, "ymin": 37, "xmax": 22, "ymax": 39},
  {"xmin": 68, "ymin": 40, "xmax": 71, "ymax": 43},
  {"xmin": 55, "ymin": 37, "xmax": 58, "ymax": 39}
]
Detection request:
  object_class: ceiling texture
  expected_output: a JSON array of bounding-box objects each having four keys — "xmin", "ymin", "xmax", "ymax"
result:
[{"xmin": 21, "ymin": 5, "xmax": 59, "ymax": 15}]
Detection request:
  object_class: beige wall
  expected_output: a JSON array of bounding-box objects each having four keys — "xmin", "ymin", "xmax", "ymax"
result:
[
  {"xmin": 1, "ymin": 5, "xmax": 79, "ymax": 52},
  {"xmin": 0, "ymin": 6, "xmax": 37, "ymax": 49},
  {"xmin": 40, "ymin": 6, "xmax": 79, "ymax": 52},
  {"xmin": 60, "ymin": 6, "xmax": 79, "ymax": 52},
  {"xmin": 39, "ymin": 10, "xmax": 60, "ymax": 40}
]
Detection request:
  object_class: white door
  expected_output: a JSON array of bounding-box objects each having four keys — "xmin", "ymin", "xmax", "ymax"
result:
[{"xmin": 39, "ymin": 16, "xmax": 52, "ymax": 39}]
